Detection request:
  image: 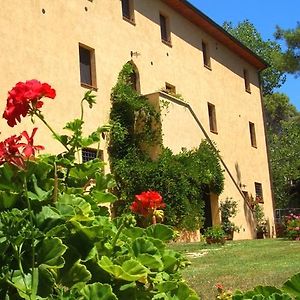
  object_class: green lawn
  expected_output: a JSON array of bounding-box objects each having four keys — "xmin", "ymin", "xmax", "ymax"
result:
[{"xmin": 170, "ymin": 239, "xmax": 300, "ymax": 299}]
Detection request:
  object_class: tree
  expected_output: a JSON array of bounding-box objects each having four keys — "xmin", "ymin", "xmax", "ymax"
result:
[
  {"xmin": 263, "ymin": 93, "xmax": 298, "ymax": 134},
  {"xmin": 264, "ymin": 93, "xmax": 300, "ymax": 208},
  {"xmin": 223, "ymin": 20, "xmax": 286, "ymax": 95},
  {"xmin": 269, "ymin": 119, "xmax": 300, "ymax": 208},
  {"xmin": 275, "ymin": 23, "xmax": 300, "ymax": 75}
]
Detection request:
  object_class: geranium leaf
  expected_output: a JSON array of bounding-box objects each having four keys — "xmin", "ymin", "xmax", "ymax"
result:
[
  {"xmin": 64, "ymin": 119, "xmax": 84, "ymax": 133},
  {"xmin": 0, "ymin": 191, "xmax": 18, "ymax": 209},
  {"xmin": 137, "ymin": 253, "xmax": 164, "ymax": 271},
  {"xmin": 99, "ymin": 256, "xmax": 149, "ymax": 282},
  {"xmin": 132, "ymin": 237, "xmax": 158, "ymax": 256},
  {"xmin": 146, "ymin": 224, "xmax": 174, "ymax": 241},
  {"xmin": 80, "ymin": 283, "xmax": 118, "ymax": 300},
  {"xmin": 36, "ymin": 206, "xmax": 61, "ymax": 226},
  {"xmin": 28, "ymin": 174, "xmax": 53, "ymax": 202},
  {"xmin": 283, "ymin": 272, "xmax": 300, "ymax": 297},
  {"xmin": 36, "ymin": 237, "xmax": 67, "ymax": 268},
  {"xmin": 60, "ymin": 260, "xmax": 91, "ymax": 288},
  {"xmin": 91, "ymin": 191, "xmax": 117, "ymax": 204}
]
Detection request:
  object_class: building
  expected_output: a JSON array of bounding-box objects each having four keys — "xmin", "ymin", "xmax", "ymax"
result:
[{"xmin": 0, "ymin": 0, "xmax": 274, "ymax": 239}]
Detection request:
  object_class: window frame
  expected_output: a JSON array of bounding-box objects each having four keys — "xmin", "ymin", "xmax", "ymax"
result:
[
  {"xmin": 79, "ymin": 43, "xmax": 97, "ymax": 90},
  {"xmin": 207, "ymin": 102, "xmax": 218, "ymax": 134},
  {"xmin": 243, "ymin": 69, "xmax": 251, "ymax": 93},
  {"xmin": 202, "ymin": 41, "xmax": 211, "ymax": 70},
  {"xmin": 81, "ymin": 147, "xmax": 103, "ymax": 163},
  {"xmin": 254, "ymin": 182, "xmax": 264, "ymax": 203},
  {"xmin": 159, "ymin": 13, "xmax": 172, "ymax": 46},
  {"xmin": 249, "ymin": 121, "xmax": 257, "ymax": 148},
  {"xmin": 121, "ymin": 0, "xmax": 135, "ymax": 24},
  {"xmin": 165, "ymin": 82, "xmax": 176, "ymax": 95}
]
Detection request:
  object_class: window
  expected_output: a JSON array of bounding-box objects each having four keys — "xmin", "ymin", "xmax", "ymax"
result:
[
  {"xmin": 243, "ymin": 69, "xmax": 251, "ymax": 93},
  {"xmin": 255, "ymin": 182, "xmax": 264, "ymax": 203},
  {"xmin": 121, "ymin": 0, "xmax": 135, "ymax": 23},
  {"xmin": 165, "ymin": 82, "xmax": 176, "ymax": 95},
  {"xmin": 202, "ymin": 41, "xmax": 211, "ymax": 69},
  {"xmin": 79, "ymin": 44, "xmax": 96, "ymax": 88},
  {"xmin": 82, "ymin": 148, "xmax": 103, "ymax": 163},
  {"xmin": 160, "ymin": 14, "xmax": 171, "ymax": 45},
  {"xmin": 249, "ymin": 122, "xmax": 257, "ymax": 148},
  {"xmin": 208, "ymin": 102, "xmax": 217, "ymax": 133}
]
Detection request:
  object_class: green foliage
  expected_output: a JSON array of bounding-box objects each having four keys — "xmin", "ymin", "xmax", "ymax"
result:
[
  {"xmin": 0, "ymin": 89, "xmax": 198, "ymax": 299},
  {"xmin": 108, "ymin": 62, "xmax": 160, "ymax": 162},
  {"xmin": 231, "ymin": 272, "xmax": 300, "ymax": 299},
  {"xmin": 275, "ymin": 23, "xmax": 300, "ymax": 75},
  {"xmin": 223, "ymin": 20, "xmax": 286, "ymax": 95},
  {"xmin": 109, "ymin": 63, "xmax": 224, "ymax": 231},
  {"xmin": 264, "ymin": 93, "xmax": 299, "ymax": 134},
  {"xmin": 283, "ymin": 213, "xmax": 300, "ymax": 240},
  {"xmin": 254, "ymin": 204, "xmax": 267, "ymax": 235},
  {"xmin": 203, "ymin": 226, "xmax": 226, "ymax": 244},
  {"xmin": 268, "ymin": 118, "xmax": 300, "ymax": 208},
  {"xmin": 219, "ymin": 198, "xmax": 239, "ymax": 235}
]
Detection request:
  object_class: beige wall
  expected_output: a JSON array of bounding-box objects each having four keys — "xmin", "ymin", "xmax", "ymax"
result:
[{"xmin": 0, "ymin": 0, "xmax": 274, "ymax": 239}]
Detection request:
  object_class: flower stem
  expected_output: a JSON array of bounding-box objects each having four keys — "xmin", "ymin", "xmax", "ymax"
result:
[
  {"xmin": 34, "ymin": 110, "xmax": 70, "ymax": 151},
  {"xmin": 24, "ymin": 176, "xmax": 36, "ymax": 300},
  {"xmin": 111, "ymin": 222, "xmax": 125, "ymax": 250}
]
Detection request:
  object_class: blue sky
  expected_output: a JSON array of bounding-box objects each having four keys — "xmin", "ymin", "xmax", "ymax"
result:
[{"xmin": 188, "ymin": 0, "xmax": 300, "ymax": 109}]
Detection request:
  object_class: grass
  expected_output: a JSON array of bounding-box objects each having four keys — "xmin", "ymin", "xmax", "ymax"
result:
[{"xmin": 170, "ymin": 239, "xmax": 300, "ymax": 299}]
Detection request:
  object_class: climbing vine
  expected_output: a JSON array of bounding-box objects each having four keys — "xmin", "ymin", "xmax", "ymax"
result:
[{"xmin": 108, "ymin": 62, "xmax": 224, "ymax": 231}]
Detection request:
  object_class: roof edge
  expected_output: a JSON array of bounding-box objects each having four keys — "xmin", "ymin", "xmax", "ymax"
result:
[{"xmin": 162, "ymin": 0, "xmax": 269, "ymax": 70}]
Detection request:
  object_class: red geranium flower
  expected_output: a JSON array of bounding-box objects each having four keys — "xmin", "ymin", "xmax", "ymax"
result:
[
  {"xmin": 130, "ymin": 191, "xmax": 165, "ymax": 217},
  {"xmin": 0, "ymin": 135, "xmax": 25, "ymax": 168},
  {"xmin": 0, "ymin": 128, "xmax": 44, "ymax": 168},
  {"xmin": 19, "ymin": 128, "xmax": 45, "ymax": 157},
  {"xmin": 3, "ymin": 80, "xmax": 56, "ymax": 127}
]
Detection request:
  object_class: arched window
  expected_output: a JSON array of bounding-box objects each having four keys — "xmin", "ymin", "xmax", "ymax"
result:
[{"xmin": 128, "ymin": 61, "xmax": 140, "ymax": 93}]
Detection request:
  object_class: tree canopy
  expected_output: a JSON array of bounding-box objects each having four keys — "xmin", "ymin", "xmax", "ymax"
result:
[
  {"xmin": 275, "ymin": 23, "xmax": 300, "ymax": 75},
  {"xmin": 223, "ymin": 20, "xmax": 286, "ymax": 95},
  {"xmin": 264, "ymin": 93, "xmax": 300, "ymax": 208}
]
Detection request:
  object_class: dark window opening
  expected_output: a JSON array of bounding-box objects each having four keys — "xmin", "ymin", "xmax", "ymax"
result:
[
  {"xmin": 130, "ymin": 70, "xmax": 137, "ymax": 91},
  {"xmin": 121, "ymin": 0, "xmax": 134, "ymax": 22},
  {"xmin": 165, "ymin": 82, "xmax": 176, "ymax": 95},
  {"xmin": 202, "ymin": 41, "xmax": 211, "ymax": 68},
  {"xmin": 79, "ymin": 44, "xmax": 96, "ymax": 88},
  {"xmin": 160, "ymin": 14, "xmax": 171, "ymax": 44},
  {"xmin": 249, "ymin": 122, "xmax": 257, "ymax": 148},
  {"xmin": 208, "ymin": 102, "xmax": 217, "ymax": 133},
  {"xmin": 255, "ymin": 182, "xmax": 264, "ymax": 203},
  {"xmin": 244, "ymin": 69, "xmax": 251, "ymax": 93}
]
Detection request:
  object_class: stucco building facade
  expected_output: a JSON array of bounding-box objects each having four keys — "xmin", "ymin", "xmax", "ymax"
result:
[{"xmin": 0, "ymin": 0, "xmax": 274, "ymax": 239}]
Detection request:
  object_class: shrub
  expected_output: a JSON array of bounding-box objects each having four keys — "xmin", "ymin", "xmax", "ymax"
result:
[
  {"xmin": 284, "ymin": 213, "xmax": 300, "ymax": 240},
  {"xmin": 219, "ymin": 198, "xmax": 239, "ymax": 237},
  {"xmin": 204, "ymin": 226, "xmax": 226, "ymax": 244},
  {"xmin": 108, "ymin": 63, "xmax": 224, "ymax": 231}
]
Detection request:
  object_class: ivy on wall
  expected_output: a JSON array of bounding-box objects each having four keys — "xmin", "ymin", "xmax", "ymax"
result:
[{"xmin": 108, "ymin": 62, "xmax": 224, "ymax": 231}]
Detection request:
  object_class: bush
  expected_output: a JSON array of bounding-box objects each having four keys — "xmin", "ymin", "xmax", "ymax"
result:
[
  {"xmin": 109, "ymin": 63, "xmax": 224, "ymax": 231},
  {"xmin": 219, "ymin": 198, "xmax": 239, "ymax": 237},
  {"xmin": 204, "ymin": 226, "xmax": 226, "ymax": 244},
  {"xmin": 284, "ymin": 213, "xmax": 300, "ymax": 240}
]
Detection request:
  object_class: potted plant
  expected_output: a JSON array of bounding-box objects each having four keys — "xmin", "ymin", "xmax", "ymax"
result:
[
  {"xmin": 219, "ymin": 198, "xmax": 239, "ymax": 240},
  {"xmin": 203, "ymin": 226, "xmax": 226, "ymax": 245}
]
